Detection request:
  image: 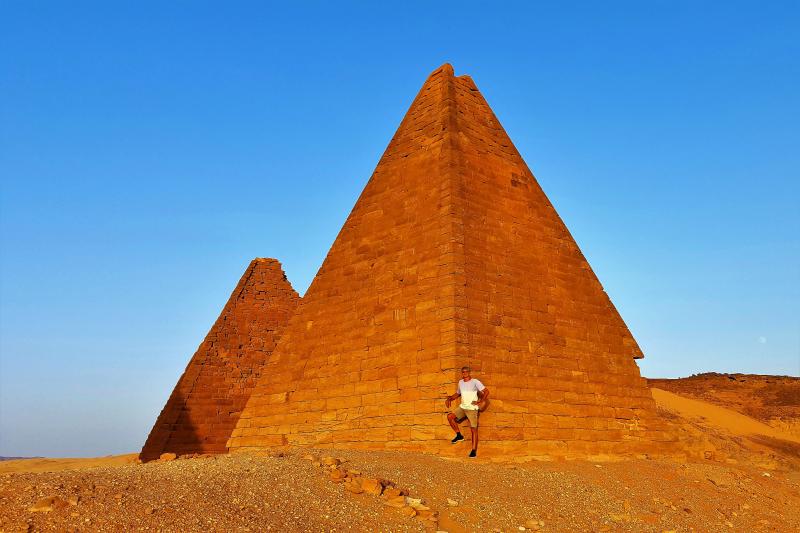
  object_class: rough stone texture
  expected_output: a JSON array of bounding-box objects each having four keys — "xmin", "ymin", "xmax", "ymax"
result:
[
  {"xmin": 227, "ymin": 64, "xmax": 674, "ymax": 458},
  {"xmin": 140, "ymin": 258, "xmax": 300, "ymax": 461}
]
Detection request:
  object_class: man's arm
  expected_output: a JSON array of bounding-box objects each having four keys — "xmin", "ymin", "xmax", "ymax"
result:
[
  {"xmin": 445, "ymin": 391, "xmax": 461, "ymax": 408},
  {"xmin": 472, "ymin": 388, "xmax": 490, "ymax": 407}
]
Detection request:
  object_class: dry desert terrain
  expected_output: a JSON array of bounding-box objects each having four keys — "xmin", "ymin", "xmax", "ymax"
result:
[{"xmin": 1, "ymin": 374, "xmax": 798, "ymax": 532}]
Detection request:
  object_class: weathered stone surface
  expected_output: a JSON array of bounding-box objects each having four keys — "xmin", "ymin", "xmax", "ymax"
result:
[
  {"xmin": 140, "ymin": 258, "xmax": 300, "ymax": 461},
  {"xmin": 222, "ymin": 64, "xmax": 673, "ymax": 458}
]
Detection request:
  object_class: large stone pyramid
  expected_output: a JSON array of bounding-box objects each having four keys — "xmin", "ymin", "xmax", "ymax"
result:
[
  {"xmin": 227, "ymin": 64, "xmax": 673, "ymax": 459},
  {"xmin": 140, "ymin": 258, "xmax": 300, "ymax": 460}
]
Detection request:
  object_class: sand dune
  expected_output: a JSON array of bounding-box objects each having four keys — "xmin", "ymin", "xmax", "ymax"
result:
[{"xmin": 652, "ymin": 388, "xmax": 800, "ymax": 443}]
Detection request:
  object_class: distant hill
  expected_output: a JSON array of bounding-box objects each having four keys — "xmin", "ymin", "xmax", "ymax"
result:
[{"xmin": 0, "ymin": 456, "xmax": 40, "ymax": 461}]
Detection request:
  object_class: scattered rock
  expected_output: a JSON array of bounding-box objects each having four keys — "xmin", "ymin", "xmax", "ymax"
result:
[
  {"xmin": 382, "ymin": 487, "xmax": 405, "ymax": 499},
  {"xmin": 29, "ymin": 496, "xmax": 68, "ymax": 513},
  {"xmin": 159, "ymin": 453, "xmax": 177, "ymax": 462},
  {"xmin": 384, "ymin": 495, "xmax": 406, "ymax": 508},
  {"xmin": 344, "ymin": 480, "xmax": 363, "ymax": 494},
  {"xmin": 322, "ymin": 457, "xmax": 340, "ymax": 467},
  {"xmin": 401, "ymin": 505, "xmax": 417, "ymax": 517},
  {"xmin": 361, "ymin": 478, "xmax": 384, "ymax": 496},
  {"xmin": 416, "ymin": 509, "xmax": 437, "ymax": 521}
]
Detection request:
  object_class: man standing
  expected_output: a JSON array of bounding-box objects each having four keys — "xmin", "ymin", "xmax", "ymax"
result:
[{"xmin": 445, "ymin": 366, "xmax": 490, "ymax": 457}]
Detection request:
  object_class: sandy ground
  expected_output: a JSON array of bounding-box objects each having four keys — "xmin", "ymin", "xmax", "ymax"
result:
[
  {"xmin": 2, "ymin": 385, "xmax": 799, "ymax": 532},
  {"xmin": 0, "ymin": 455, "xmax": 138, "ymax": 475}
]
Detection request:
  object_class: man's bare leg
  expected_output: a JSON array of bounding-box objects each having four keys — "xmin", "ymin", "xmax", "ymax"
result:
[
  {"xmin": 470, "ymin": 426, "xmax": 479, "ymax": 456},
  {"xmin": 447, "ymin": 413, "xmax": 461, "ymax": 433}
]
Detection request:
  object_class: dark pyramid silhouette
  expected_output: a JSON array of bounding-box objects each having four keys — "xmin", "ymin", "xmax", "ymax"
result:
[
  {"xmin": 140, "ymin": 258, "xmax": 299, "ymax": 461},
  {"xmin": 224, "ymin": 64, "xmax": 673, "ymax": 459}
]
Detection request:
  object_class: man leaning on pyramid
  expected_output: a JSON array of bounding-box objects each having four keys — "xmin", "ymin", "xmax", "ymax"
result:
[{"xmin": 445, "ymin": 366, "xmax": 490, "ymax": 457}]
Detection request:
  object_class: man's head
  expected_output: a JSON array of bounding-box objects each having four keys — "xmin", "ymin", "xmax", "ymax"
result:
[{"xmin": 461, "ymin": 366, "xmax": 471, "ymax": 380}]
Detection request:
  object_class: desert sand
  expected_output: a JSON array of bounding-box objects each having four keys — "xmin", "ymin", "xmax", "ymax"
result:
[{"xmin": 2, "ymin": 378, "xmax": 799, "ymax": 532}]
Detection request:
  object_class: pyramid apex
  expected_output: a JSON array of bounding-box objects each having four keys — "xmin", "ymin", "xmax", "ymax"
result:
[
  {"xmin": 253, "ymin": 257, "xmax": 280, "ymax": 265},
  {"xmin": 429, "ymin": 63, "xmax": 455, "ymax": 78}
]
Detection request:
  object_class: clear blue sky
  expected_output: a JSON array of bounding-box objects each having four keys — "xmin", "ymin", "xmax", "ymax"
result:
[{"xmin": 1, "ymin": 2, "xmax": 798, "ymax": 457}]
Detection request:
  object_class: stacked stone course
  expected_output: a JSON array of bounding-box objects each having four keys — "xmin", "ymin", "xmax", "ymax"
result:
[
  {"xmin": 140, "ymin": 258, "xmax": 300, "ymax": 461},
  {"xmin": 226, "ymin": 64, "xmax": 674, "ymax": 459}
]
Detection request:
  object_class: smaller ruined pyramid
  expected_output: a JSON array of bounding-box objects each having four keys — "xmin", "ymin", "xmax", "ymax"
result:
[{"xmin": 140, "ymin": 258, "xmax": 300, "ymax": 461}]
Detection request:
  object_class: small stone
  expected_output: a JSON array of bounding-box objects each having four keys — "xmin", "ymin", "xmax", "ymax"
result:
[
  {"xmin": 344, "ymin": 480, "xmax": 364, "ymax": 494},
  {"xmin": 416, "ymin": 509, "xmax": 438, "ymax": 521},
  {"xmin": 384, "ymin": 495, "xmax": 406, "ymax": 508},
  {"xmin": 159, "ymin": 453, "xmax": 177, "ymax": 462},
  {"xmin": 361, "ymin": 478, "xmax": 384, "ymax": 496},
  {"xmin": 322, "ymin": 457, "xmax": 340, "ymax": 467},
  {"xmin": 302, "ymin": 454, "xmax": 315, "ymax": 461},
  {"xmin": 67, "ymin": 495, "xmax": 80, "ymax": 506},
  {"xmin": 524, "ymin": 519, "xmax": 541, "ymax": 529},
  {"xmin": 329, "ymin": 469, "xmax": 346, "ymax": 482},
  {"xmin": 447, "ymin": 498, "xmax": 459, "ymax": 506},
  {"xmin": 145, "ymin": 507, "xmax": 156, "ymax": 515},
  {"xmin": 401, "ymin": 506, "xmax": 417, "ymax": 517},
  {"xmin": 29, "ymin": 496, "xmax": 67, "ymax": 513},
  {"xmin": 382, "ymin": 487, "xmax": 404, "ymax": 499}
]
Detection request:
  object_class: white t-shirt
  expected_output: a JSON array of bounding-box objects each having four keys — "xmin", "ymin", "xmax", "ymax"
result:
[{"xmin": 458, "ymin": 378, "xmax": 485, "ymax": 411}]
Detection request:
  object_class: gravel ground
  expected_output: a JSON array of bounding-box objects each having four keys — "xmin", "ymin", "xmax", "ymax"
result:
[{"xmin": 1, "ymin": 449, "xmax": 798, "ymax": 532}]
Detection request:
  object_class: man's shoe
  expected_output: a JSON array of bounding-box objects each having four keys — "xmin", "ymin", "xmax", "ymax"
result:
[
  {"xmin": 468, "ymin": 449, "xmax": 477, "ymax": 458},
  {"xmin": 451, "ymin": 433, "xmax": 464, "ymax": 444}
]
